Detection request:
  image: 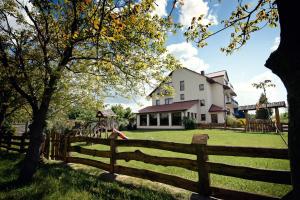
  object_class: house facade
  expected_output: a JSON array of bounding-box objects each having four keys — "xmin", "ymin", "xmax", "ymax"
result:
[{"xmin": 136, "ymin": 68, "xmax": 238, "ymax": 129}]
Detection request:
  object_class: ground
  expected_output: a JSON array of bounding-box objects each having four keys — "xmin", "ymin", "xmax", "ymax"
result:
[{"xmin": 0, "ymin": 129, "xmax": 291, "ymax": 199}]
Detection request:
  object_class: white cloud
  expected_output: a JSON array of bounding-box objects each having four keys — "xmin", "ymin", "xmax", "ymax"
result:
[
  {"xmin": 233, "ymin": 70, "xmax": 287, "ymax": 108},
  {"xmin": 270, "ymin": 37, "xmax": 280, "ymax": 51},
  {"xmin": 151, "ymin": 0, "xmax": 167, "ymax": 17},
  {"xmin": 179, "ymin": 0, "xmax": 217, "ymax": 26},
  {"xmin": 167, "ymin": 42, "xmax": 209, "ymax": 72}
]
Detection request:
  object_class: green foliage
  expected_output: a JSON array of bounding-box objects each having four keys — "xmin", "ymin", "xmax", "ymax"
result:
[
  {"xmin": 0, "ymin": 120, "xmax": 16, "ymax": 135},
  {"xmin": 183, "ymin": 0, "xmax": 279, "ymax": 54},
  {"xmin": 111, "ymin": 105, "xmax": 136, "ymax": 130},
  {"xmin": 182, "ymin": 117, "xmax": 196, "ymax": 129},
  {"xmin": 280, "ymin": 112, "xmax": 289, "ymax": 123},
  {"xmin": 0, "ymin": 0, "xmax": 180, "ymax": 135},
  {"xmin": 226, "ymin": 115, "xmax": 244, "ymax": 128},
  {"xmin": 68, "ymin": 107, "xmax": 97, "ymax": 122},
  {"xmin": 255, "ymin": 93, "xmax": 273, "ymax": 119}
]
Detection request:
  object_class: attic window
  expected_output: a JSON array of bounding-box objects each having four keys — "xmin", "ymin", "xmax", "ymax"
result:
[{"xmin": 199, "ymin": 84, "xmax": 204, "ymax": 91}]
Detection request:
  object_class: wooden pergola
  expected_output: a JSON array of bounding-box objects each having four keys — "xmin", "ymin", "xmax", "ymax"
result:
[{"xmin": 238, "ymin": 101, "xmax": 286, "ymax": 131}]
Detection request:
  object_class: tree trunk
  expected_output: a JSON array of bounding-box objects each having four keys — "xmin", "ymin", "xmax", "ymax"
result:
[
  {"xmin": 17, "ymin": 109, "xmax": 47, "ymax": 183},
  {"xmin": 265, "ymin": 1, "xmax": 300, "ymax": 198}
]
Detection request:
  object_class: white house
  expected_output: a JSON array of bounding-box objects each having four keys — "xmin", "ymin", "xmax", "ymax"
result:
[{"xmin": 136, "ymin": 68, "xmax": 238, "ymax": 129}]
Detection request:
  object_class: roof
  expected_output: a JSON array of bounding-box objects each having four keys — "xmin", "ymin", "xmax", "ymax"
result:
[
  {"xmin": 238, "ymin": 101, "xmax": 286, "ymax": 111},
  {"xmin": 206, "ymin": 70, "xmax": 228, "ymax": 80},
  {"xmin": 148, "ymin": 68, "xmax": 234, "ymax": 97},
  {"xmin": 97, "ymin": 109, "xmax": 116, "ymax": 117},
  {"xmin": 138, "ymin": 100, "xmax": 199, "ymax": 113},
  {"xmin": 208, "ymin": 104, "xmax": 226, "ymax": 112}
]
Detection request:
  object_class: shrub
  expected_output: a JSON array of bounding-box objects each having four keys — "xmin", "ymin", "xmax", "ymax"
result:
[
  {"xmin": 182, "ymin": 117, "xmax": 196, "ymax": 129},
  {"xmin": 226, "ymin": 116, "xmax": 244, "ymax": 128}
]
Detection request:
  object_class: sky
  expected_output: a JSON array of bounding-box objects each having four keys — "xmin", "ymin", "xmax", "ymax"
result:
[{"xmin": 105, "ymin": 0, "xmax": 286, "ymax": 112}]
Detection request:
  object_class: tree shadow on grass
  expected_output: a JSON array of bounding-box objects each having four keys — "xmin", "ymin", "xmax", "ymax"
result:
[{"xmin": 0, "ymin": 152, "xmax": 181, "ymax": 200}]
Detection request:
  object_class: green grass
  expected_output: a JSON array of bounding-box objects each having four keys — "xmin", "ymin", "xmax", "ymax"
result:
[
  {"xmin": 0, "ymin": 152, "xmax": 185, "ymax": 200},
  {"xmin": 0, "ymin": 129, "xmax": 292, "ymax": 199},
  {"xmin": 72, "ymin": 129, "xmax": 291, "ymax": 198}
]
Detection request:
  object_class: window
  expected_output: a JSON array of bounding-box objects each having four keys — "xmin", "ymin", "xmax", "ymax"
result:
[
  {"xmin": 200, "ymin": 100, "xmax": 205, "ymax": 106},
  {"xmin": 140, "ymin": 114, "xmax": 147, "ymax": 126},
  {"xmin": 172, "ymin": 112, "xmax": 182, "ymax": 126},
  {"xmin": 199, "ymin": 84, "xmax": 204, "ymax": 91},
  {"xmin": 156, "ymin": 100, "xmax": 160, "ymax": 105},
  {"xmin": 195, "ymin": 113, "xmax": 197, "ymax": 120},
  {"xmin": 160, "ymin": 113, "xmax": 169, "ymax": 126},
  {"xmin": 149, "ymin": 113, "xmax": 157, "ymax": 126},
  {"xmin": 180, "ymin": 94, "xmax": 184, "ymax": 100},
  {"xmin": 211, "ymin": 114, "xmax": 218, "ymax": 123},
  {"xmin": 201, "ymin": 114, "xmax": 206, "ymax": 121},
  {"xmin": 187, "ymin": 112, "xmax": 190, "ymax": 118},
  {"xmin": 165, "ymin": 98, "xmax": 173, "ymax": 104},
  {"xmin": 180, "ymin": 81, "xmax": 184, "ymax": 91}
]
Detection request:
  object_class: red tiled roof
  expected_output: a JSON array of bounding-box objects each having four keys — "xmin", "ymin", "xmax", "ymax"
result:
[
  {"xmin": 209, "ymin": 104, "xmax": 226, "ymax": 112},
  {"xmin": 138, "ymin": 100, "xmax": 199, "ymax": 113}
]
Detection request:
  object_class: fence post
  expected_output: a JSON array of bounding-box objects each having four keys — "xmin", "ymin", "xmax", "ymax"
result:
[
  {"xmin": 50, "ymin": 131, "xmax": 55, "ymax": 160},
  {"xmin": 20, "ymin": 134, "xmax": 25, "ymax": 153},
  {"xmin": 7, "ymin": 134, "xmax": 12, "ymax": 153},
  {"xmin": 44, "ymin": 133, "xmax": 50, "ymax": 159},
  {"xmin": 109, "ymin": 131, "xmax": 118, "ymax": 174},
  {"xmin": 192, "ymin": 134, "xmax": 210, "ymax": 197},
  {"xmin": 63, "ymin": 134, "xmax": 70, "ymax": 162}
]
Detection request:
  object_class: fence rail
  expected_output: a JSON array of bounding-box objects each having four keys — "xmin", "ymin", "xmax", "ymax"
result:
[
  {"xmin": 63, "ymin": 133, "xmax": 290, "ymax": 200},
  {"xmin": 0, "ymin": 134, "xmax": 29, "ymax": 153},
  {"xmin": 1, "ymin": 132, "xmax": 290, "ymax": 200}
]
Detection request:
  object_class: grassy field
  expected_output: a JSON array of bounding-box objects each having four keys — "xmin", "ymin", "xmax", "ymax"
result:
[
  {"xmin": 72, "ymin": 129, "xmax": 291, "ymax": 198},
  {"xmin": 0, "ymin": 129, "xmax": 291, "ymax": 199}
]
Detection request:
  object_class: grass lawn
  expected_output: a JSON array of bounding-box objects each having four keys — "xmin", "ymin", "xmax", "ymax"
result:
[
  {"xmin": 0, "ymin": 152, "xmax": 186, "ymax": 200},
  {"xmin": 72, "ymin": 129, "xmax": 291, "ymax": 198},
  {"xmin": 0, "ymin": 129, "xmax": 291, "ymax": 199}
]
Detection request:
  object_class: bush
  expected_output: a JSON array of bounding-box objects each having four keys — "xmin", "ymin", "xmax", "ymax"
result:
[
  {"xmin": 182, "ymin": 117, "xmax": 196, "ymax": 129},
  {"xmin": 226, "ymin": 116, "xmax": 244, "ymax": 128}
]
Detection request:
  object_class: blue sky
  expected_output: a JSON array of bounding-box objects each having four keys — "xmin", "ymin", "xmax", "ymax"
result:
[{"xmin": 105, "ymin": 0, "xmax": 287, "ymax": 112}]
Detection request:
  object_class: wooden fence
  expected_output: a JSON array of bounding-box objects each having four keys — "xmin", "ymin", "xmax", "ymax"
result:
[
  {"xmin": 0, "ymin": 134, "xmax": 29, "ymax": 153},
  {"xmin": 245, "ymin": 119, "xmax": 276, "ymax": 132},
  {"xmin": 0, "ymin": 132, "xmax": 290, "ymax": 199},
  {"xmin": 61, "ymin": 133, "xmax": 290, "ymax": 200}
]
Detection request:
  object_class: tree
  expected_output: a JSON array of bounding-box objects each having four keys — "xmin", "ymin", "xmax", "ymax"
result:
[
  {"xmin": 255, "ymin": 93, "xmax": 272, "ymax": 119},
  {"xmin": 177, "ymin": 0, "xmax": 300, "ymax": 197},
  {"xmin": 0, "ymin": 0, "xmax": 179, "ymax": 183},
  {"xmin": 111, "ymin": 104, "xmax": 136, "ymax": 130},
  {"xmin": 0, "ymin": 66, "xmax": 26, "ymax": 133},
  {"xmin": 252, "ymin": 80, "xmax": 275, "ymax": 119}
]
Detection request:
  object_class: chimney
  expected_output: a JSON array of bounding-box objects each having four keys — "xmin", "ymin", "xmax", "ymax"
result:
[{"xmin": 200, "ymin": 70, "xmax": 205, "ymax": 75}]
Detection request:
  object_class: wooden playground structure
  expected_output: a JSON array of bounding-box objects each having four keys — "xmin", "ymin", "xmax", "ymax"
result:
[{"xmin": 238, "ymin": 101, "xmax": 286, "ymax": 132}]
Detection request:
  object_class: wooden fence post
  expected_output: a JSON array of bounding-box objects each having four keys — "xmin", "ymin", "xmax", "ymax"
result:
[
  {"xmin": 50, "ymin": 131, "xmax": 55, "ymax": 160},
  {"xmin": 44, "ymin": 133, "xmax": 50, "ymax": 159},
  {"xmin": 20, "ymin": 134, "xmax": 25, "ymax": 153},
  {"xmin": 192, "ymin": 134, "xmax": 210, "ymax": 197},
  {"xmin": 63, "ymin": 135, "xmax": 70, "ymax": 162},
  {"xmin": 7, "ymin": 134, "xmax": 11, "ymax": 153},
  {"xmin": 109, "ymin": 131, "xmax": 118, "ymax": 174}
]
